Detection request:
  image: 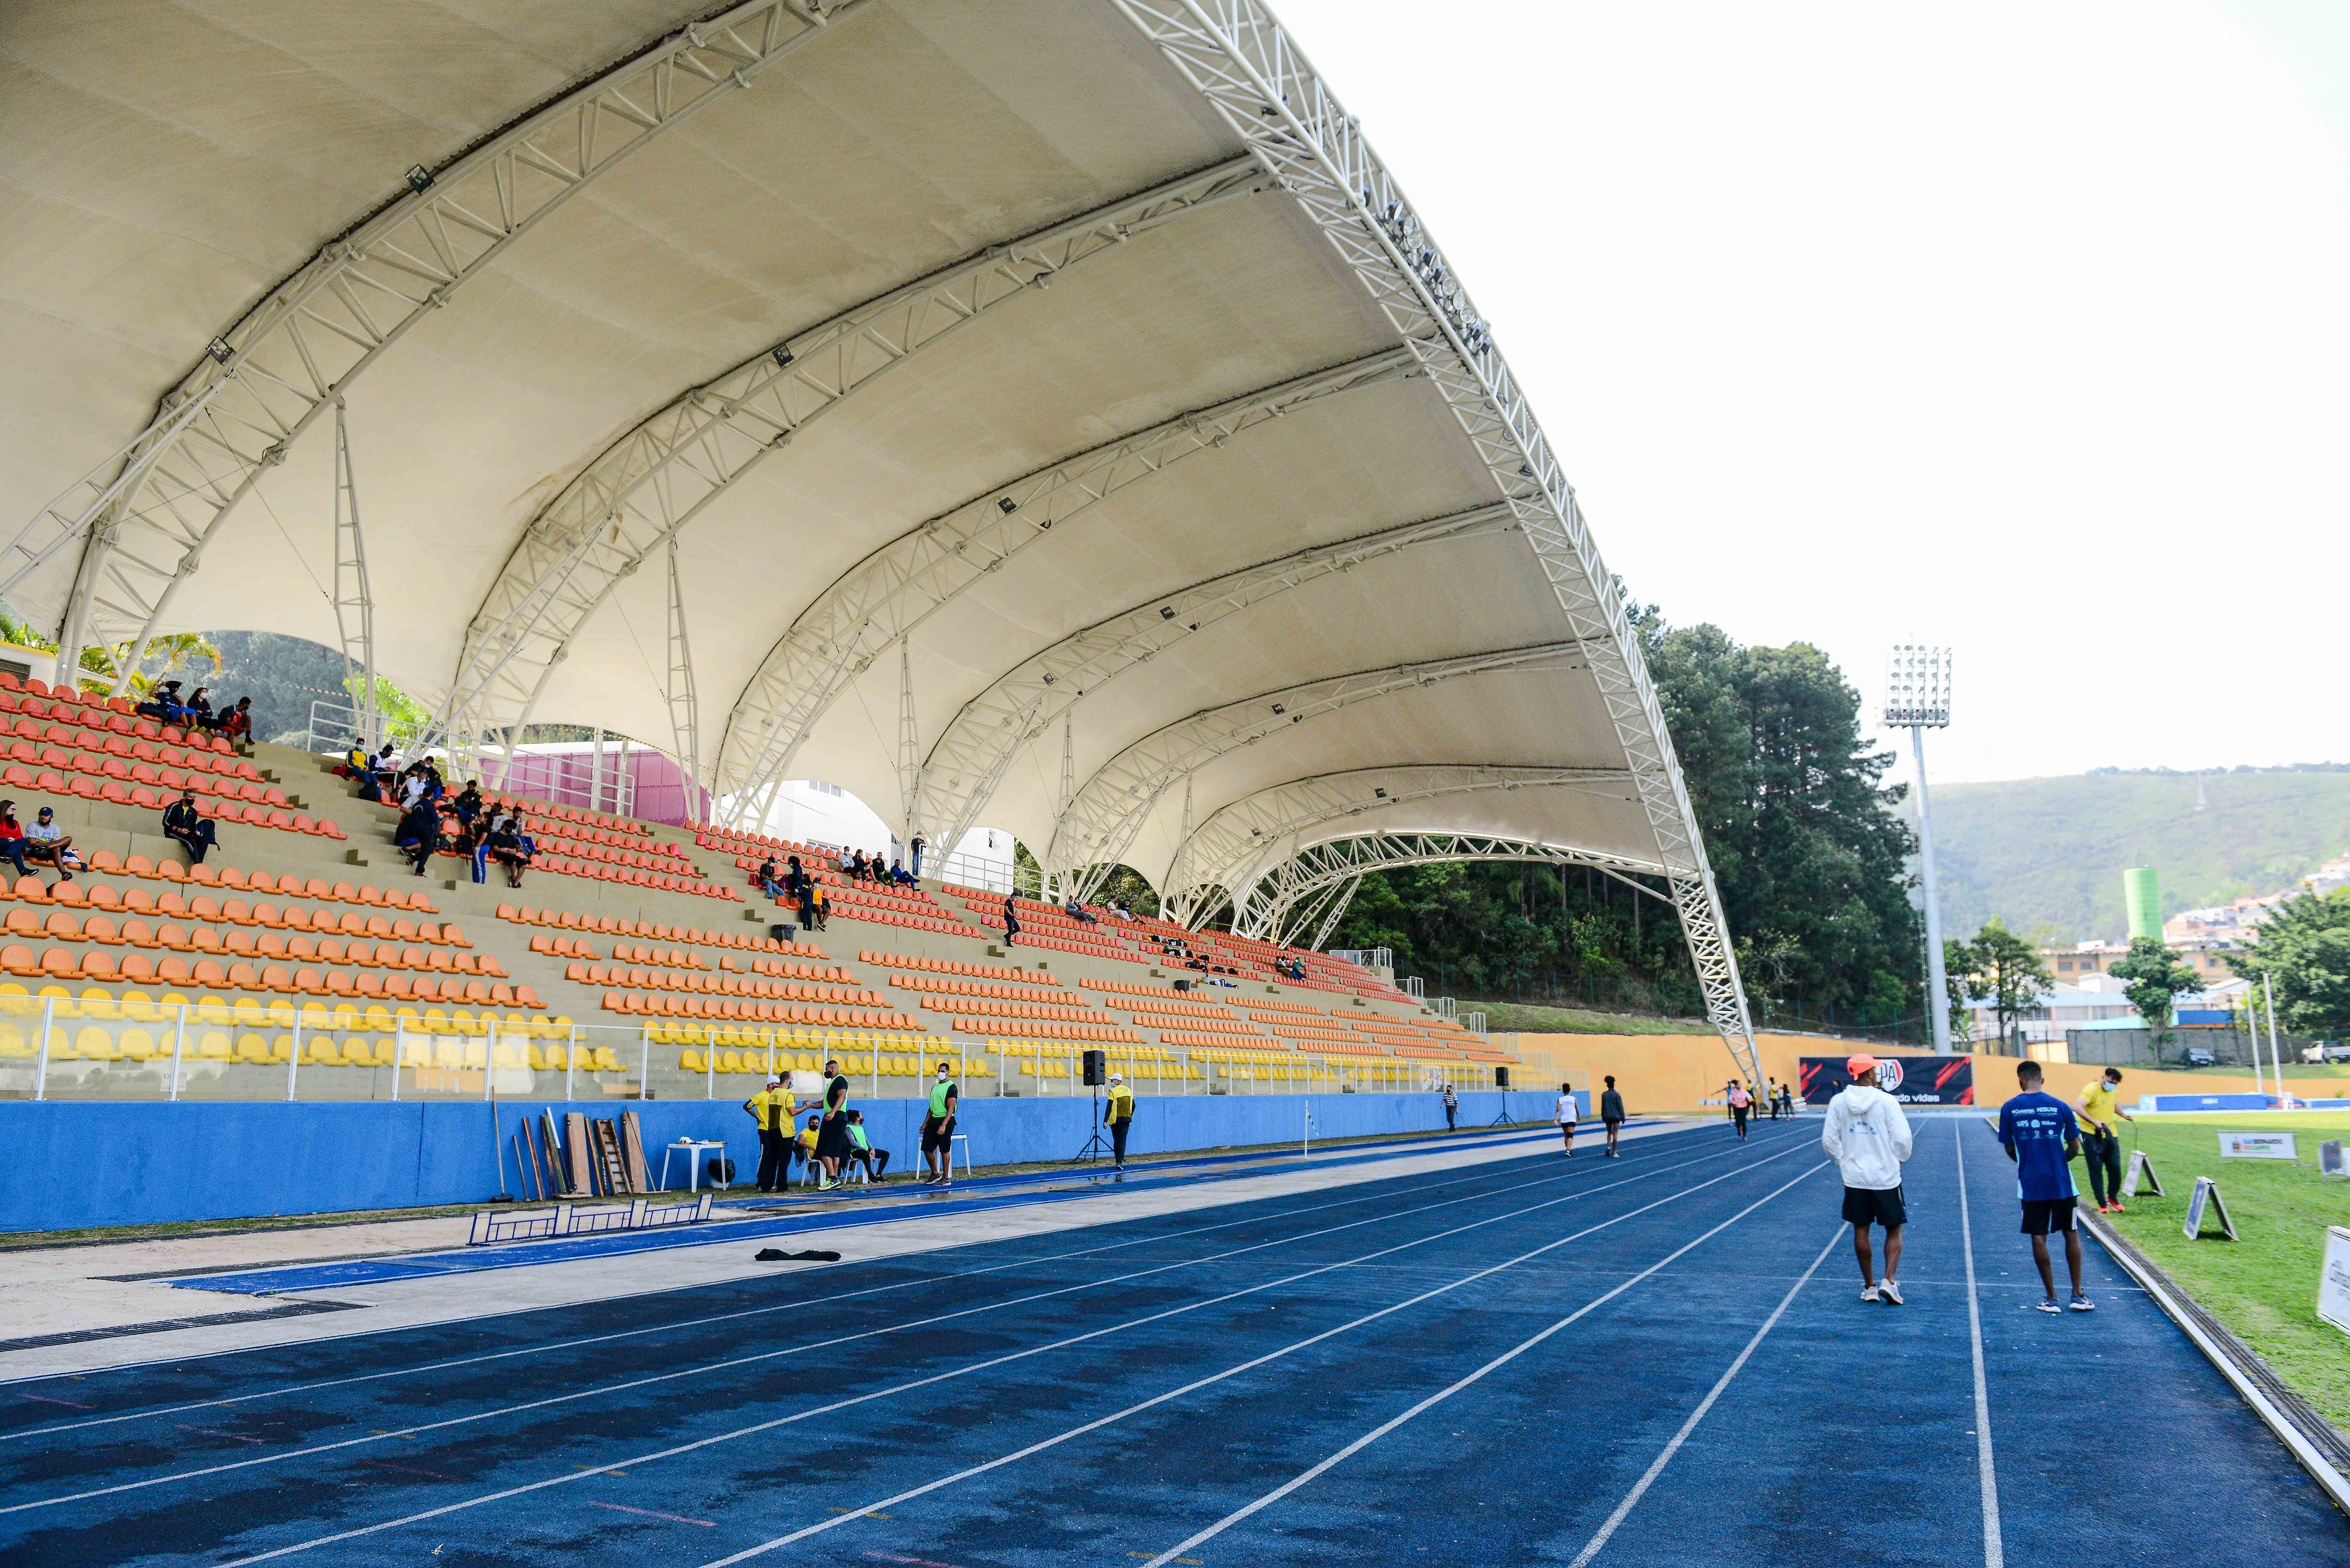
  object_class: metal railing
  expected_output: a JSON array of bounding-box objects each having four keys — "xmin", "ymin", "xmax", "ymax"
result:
[
  {"xmin": 1331, "ymin": 947, "xmax": 1393, "ymax": 972},
  {"xmin": 0, "ymin": 995, "xmax": 1499, "ymax": 1105}
]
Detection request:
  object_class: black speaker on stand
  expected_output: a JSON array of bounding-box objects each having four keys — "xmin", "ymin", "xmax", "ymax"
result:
[
  {"xmin": 1490, "ymin": 1064, "xmax": 1516, "ymax": 1127},
  {"xmin": 1075, "ymin": 1048, "xmax": 1112, "ymax": 1163}
]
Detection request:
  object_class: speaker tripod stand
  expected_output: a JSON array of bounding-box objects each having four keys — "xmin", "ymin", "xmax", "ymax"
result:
[
  {"xmin": 1489, "ymin": 1072, "xmax": 1516, "ymax": 1127},
  {"xmin": 1074, "ymin": 1081, "xmax": 1113, "ymax": 1164}
]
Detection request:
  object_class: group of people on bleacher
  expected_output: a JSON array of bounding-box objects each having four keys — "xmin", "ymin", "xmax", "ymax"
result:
[
  {"xmin": 369, "ymin": 754, "xmax": 533, "ymax": 886},
  {"xmin": 758, "ymin": 854, "xmax": 830, "ymax": 932},
  {"xmin": 743, "ymin": 1057, "xmax": 961, "ymax": 1192},
  {"xmin": 132, "ymin": 681, "xmax": 252, "ymax": 742},
  {"xmin": 843, "ymin": 846, "xmax": 916, "ymax": 890}
]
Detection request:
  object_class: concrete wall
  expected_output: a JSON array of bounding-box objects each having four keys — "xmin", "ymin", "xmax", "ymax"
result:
[{"xmin": 0, "ymin": 1087, "xmax": 1579, "ymax": 1234}]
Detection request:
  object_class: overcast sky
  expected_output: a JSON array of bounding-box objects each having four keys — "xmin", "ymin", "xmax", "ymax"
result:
[{"xmin": 1268, "ymin": 0, "xmax": 2349, "ymax": 789}]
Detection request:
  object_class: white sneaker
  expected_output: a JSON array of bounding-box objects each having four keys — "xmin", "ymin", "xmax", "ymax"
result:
[
  {"xmin": 1861, "ymin": 1284, "xmax": 1880, "ymax": 1303},
  {"xmin": 2069, "ymin": 1294, "xmax": 2096, "ymax": 1312},
  {"xmin": 1879, "ymin": 1279, "xmax": 1904, "ymax": 1306}
]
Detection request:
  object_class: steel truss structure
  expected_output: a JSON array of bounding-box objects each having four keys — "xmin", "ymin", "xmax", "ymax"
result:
[
  {"xmin": 431, "ymin": 153, "xmax": 1271, "ymax": 765},
  {"xmin": 1111, "ymin": 0, "xmax": 1761, "ymax": 1085},
  {"xmin": 914, "ymin": 502, "xmax": 1519, "ymax": 860},
  {"xmin": 714, "ymin": 347, "xmax": 1418, "ymax": 816},
  {"xmin": 1046, "ymin": 642, "xmax": 1586, "ymax": 904},
  {"xmin": 1160, "ymin": 764, "xmax": 1634, "ymax": 928},
  {"xmin": 1233, "ymin": 830, "xmax": 1663, "ymax": 944},
  {"xmin": 10, "ymin": 0, "xmax": 863, "ymax": 693}
]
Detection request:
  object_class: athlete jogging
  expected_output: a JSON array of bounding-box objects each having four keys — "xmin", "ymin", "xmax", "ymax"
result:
[
  {"xmin": 1600, "ymin": 1075, "xmax": 1626, "ymax": 1157},
  {"xmin": 2000, "ymin": 1059, "xmax": 2094, "ymax": 1313},
  {"xmin": 1727, "ymin": 1079, "xmax": 1753, "ymax": 1141},
  {"xmin": 1822, "ymin": 1053, "xmax": 1914, "ymax": 1305},
  {"xmin": 1556, "ymin": 1082, "xmax": 1577, "ymax": 1157}
]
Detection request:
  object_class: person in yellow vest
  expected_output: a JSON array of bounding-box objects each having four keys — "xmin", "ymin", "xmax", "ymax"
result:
[
  {"xmin": 2075, "ymin": 1067, "xmax": 2133, "ymax": 1214},
  {"xmin": 1103, "ymin": 1072, "xmax": 1135, "ymax": 1170},
  {"xmin": 743, "ymin": 1076, "xmax": 796, "ymax": 1192},
  {"xmin": 920, "ymin": 1059, "xmax": 960, "ymax": 1187}
]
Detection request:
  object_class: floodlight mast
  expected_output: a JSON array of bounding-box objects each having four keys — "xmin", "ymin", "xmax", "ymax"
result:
[{"xmin": 1886, "ymin": 646, "xmax": 1954, "ymax": 1054}]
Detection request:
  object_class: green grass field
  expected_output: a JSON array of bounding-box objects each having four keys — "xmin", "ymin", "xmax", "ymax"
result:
[
  {"xmin": 1474, "ymin": 999, "xmax": 1704, "ymax": 1036},
  {"xmin": 2095, "ymin": 1112, "xmax": 2350, "ymax": 1431}
]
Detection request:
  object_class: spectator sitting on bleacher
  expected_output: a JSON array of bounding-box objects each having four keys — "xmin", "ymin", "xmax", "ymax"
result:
[
  {"xmin": 452, "ymin": 781, "xmax": 483, "ymax": 827},
  {"xmin": 486, "ymin": 814, "xmax": 530, "ymax": 889},
  {"xmin": 134, "ymin": 679, "xmax": 186, "ymax": 725},
  {"xmin": 371, "ymin": 742, "xmax": 399, "ymax": 790},
  {"xmin": 845, "ymin": 1109, "xmax": 890, "ymax": 1181},
  {"xmin": 186, "ymin": 687, "xmax": 214, "ymax": 730},
  {"xmin": 889, "ymin": 858, "xmax": 913, "ymax": 889},
  {"xmin": 0, "ymin": 801, "xmax": 27, "ymax": 880},
  {"xmin": 808, "ymin": 881, "xmax": 829, "ymax": 932},
  {"xmin": 1066, "ymin": 899, "xmax": 1099, "ymax": 925},
  {"xmin": 395, "ymin": 795, "xmax": 441, "ymax": 876},
  {"xmin": 23, "ymin": 806, "xmax": 81, "ymax": 882},
  {"xmin": 758, "ymin": 856, "xmax": 780, "ymax": 900},
  {"xmin": 219, "ymin": 696, "xmax": 253, "ymax": 745},
  {"xmin": 161, "ymin": 789, "xmax": 218, "ymax": 865}
]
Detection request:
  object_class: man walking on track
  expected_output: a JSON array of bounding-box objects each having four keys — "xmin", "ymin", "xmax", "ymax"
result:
[
  {"xmin": 2002, "ymin": 1059, "xmax": 2094, "ymax": 1313},
  {"xmin": 744, "ymin": 1076, "xmax": 795, "ymax": 1192},
  {"xmin": 1103, "ymin": 1071, "xmax": 1135, "ymax": 1169},
  {"xmin": 2075, "ymin": 1066, "xmax": 2133, "ymax": 1213},
  {"xmin": 1823, "ymin": 1053, "xmax": 1914, "ymax": 1305},
  {"xmin": 1556, "ymin": 1082, "xmax": 1577, "ymax": 1156},
  {"xmin": 1600, "ymin": 1075, "xmax": 1626, "ymax": 1157},
  {"xmin": 1727, "ymin": 1079, "xmax": 1753, "ymax": 1141},
  {"xmin": 920, "ymin": 1059, "xmax": 959, "ymax": 1186}
]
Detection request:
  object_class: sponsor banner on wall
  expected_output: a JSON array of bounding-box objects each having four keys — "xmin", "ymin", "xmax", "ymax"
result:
[{"xmin": 1799, "ymin": 1054, "xmax": 1974, "ymax": 1106}]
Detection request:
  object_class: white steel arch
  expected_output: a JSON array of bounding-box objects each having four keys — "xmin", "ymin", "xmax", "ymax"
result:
[
  {"xmin": 713, "ymin": 347, "xmax": 1419, "ymax": 813},
  {"xmin": 1047, "ymin": 642, "xmax": 1587, "ymax": 899},
  {"xmin": 1162, "ymin": 764, "xmax": 1635, "ymax": 927},
  {"xmin": 431, "ymin": 153, "xmax": 1270, "ymax": 764},
  {"xmin": 1231, "ymin": 830, "xmax": 1765, "ymax": 1089},
  {"xmin": 914, "ymin": 501, "xmax": 1520, "ymax": 858},
  {"xmin": 9, "ymin": 0, "xmax": 861, "ymax": 692},
  {"xmin": 1113, "ymin": 0, "xmax": 1759, "ymax": 1071}
]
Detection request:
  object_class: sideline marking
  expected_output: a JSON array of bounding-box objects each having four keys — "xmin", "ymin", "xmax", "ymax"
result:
[
  {"xmin": 1130, "ymin": 1165, "xmax": 1831, "ymax": 1568},
  {"xmin": 1564, "ymin": 1224, "xmax": 1846, "ymax": 1566},
  {"xmin": 6, "ymin": 1132, "xmax": 1801, "ymax": 1520},
  {"xmin": 1955, "ymin": 1121, "xmax": 2005, "ymax": 1568},
  {"xmin": 0, "ymin": 1135, "xmax": 1623, "ymax": 1435},
  {"xmin": 200, "ymin": 1142, "xmax": 1820, "ymax": 1565}
]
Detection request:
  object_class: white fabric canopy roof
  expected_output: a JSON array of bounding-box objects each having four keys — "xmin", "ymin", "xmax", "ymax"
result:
[{"xmin": 0, "ymin": 0, "xmax": 1745, "ymax": 1012}]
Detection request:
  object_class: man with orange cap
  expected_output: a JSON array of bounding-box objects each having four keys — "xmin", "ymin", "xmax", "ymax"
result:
[{"xmin": 1821, "ymin": 1053, "xmax": 1915, "ymax": 1305}]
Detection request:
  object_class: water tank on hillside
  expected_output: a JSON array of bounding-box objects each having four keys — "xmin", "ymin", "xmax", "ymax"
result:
[{"xmin": 2124, "ymin": 867, "xmax": 2161, "ymax": 942}]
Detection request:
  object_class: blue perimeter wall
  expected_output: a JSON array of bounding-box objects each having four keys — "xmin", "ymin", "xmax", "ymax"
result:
[{"xmin": 1, "ymin": 1089, "xmax": 1583, "ymax": 1233}]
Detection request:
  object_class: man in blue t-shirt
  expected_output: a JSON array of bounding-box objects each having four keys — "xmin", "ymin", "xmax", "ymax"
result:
[{"xmin": 1996, "ymin": 1060, "xmax": 2093, "ymax": 1314}]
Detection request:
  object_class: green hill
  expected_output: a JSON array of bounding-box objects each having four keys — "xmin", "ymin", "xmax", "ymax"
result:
[{"xmin": 1907, "ymin": 768, "xmax": 2350, "ymax": 942}]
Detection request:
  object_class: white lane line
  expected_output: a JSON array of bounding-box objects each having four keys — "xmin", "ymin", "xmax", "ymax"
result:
[
  {"xmin": 1564, "ymin": 1224, "xmax": 1847, "ymax": 1567},
  {"xmin": 8, "ymin": 1130, "xmax": 1709, "ymax": 1438},
  {"xmin": 8, "ymin": 1133, "xmax": 1786, "ymax": 1521},
  {"xmin": 1955, "ymin": 1121, "xmax": 2005, "ymax": 1568},
  {"xmin": 1130, "ymin": 1164, "xmax": 1831, "ymax": 1568},
  {"xmin": 210, "ymin": 1146, "xmax": 1822, "ymax": 1566}
]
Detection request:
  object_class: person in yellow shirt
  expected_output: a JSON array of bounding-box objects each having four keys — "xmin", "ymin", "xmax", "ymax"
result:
[
  {"xmin": 743, "ymin": 1076, "xmax": 796, "ymax": 1192},
  {"xmin": 1103, "ymin": 1072, "xmax": 1136, "ymax": 1170},
  {"xmin": 2075, "ymin": 1067, "xmax": 2133, "ymax": 1213},
  {"xmin": 795, "ymin": 1113, "xmax": 822, "ymax": 1181}
]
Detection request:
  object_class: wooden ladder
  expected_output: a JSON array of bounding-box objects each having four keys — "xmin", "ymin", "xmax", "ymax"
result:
[{"xmin": 590, "ymin": 1118, "xmax": 633, "ymax": 1195}]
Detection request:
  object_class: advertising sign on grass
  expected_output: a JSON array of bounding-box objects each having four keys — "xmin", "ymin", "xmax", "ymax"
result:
[
  {"xmin": 2219, "ymin": 1130, "xmax": 2298, "ymax": 1161},
  {"xmin": 2320, "ymin": 1229, "xmax": 2350, "ymax": 1338}
]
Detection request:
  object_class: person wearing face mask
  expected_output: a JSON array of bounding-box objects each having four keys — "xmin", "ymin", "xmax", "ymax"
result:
[
  {"xmin": 1102, "ymin": 1072, "xmax": 1135, "ymax": 1170},
  {"xmin": 920, "ymin": 1059, "xmax": 959, "ymax": 1186}
]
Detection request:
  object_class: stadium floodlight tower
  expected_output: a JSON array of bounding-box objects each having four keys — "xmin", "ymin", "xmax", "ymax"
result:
[{"xmin": 1886, "ymin": 646, "xmax": 1954, "ymax": 1054}]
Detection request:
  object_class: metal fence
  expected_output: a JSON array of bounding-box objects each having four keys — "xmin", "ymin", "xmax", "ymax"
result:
[
  {"xmin": 2060, "ymin": 1027, "xmax": 2320, "ymax": 1069},
  {"xmin": 0, "ymin": 994, "xmax": 1489, "ymax": 1105}
]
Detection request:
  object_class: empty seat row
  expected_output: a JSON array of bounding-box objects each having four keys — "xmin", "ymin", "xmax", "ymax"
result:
[
  {"xmin": 496, "ymin": 903, "xmax": 807, "ymax": 955},
  {"xmin": 887, "ymin": 972, "xmax": 1066, "ymax": 1001},
  {"xmin": 4, "ymin": 862, "xmax": 436, "ymax": 911},
  {"xmin": 946, "ymin": 1017, "xmax": 1139, "ymax": 1043},
  {"xmin": 2, "ymin": 924, "xmax": 495, "ymax": 976},
  {"xmin": 1, "ymin": 900, "xmax": 469, "ymax": 946},
  {"xmin": 565, "ymin": 961, "xmax": 885, "ymax": 1009},
  {"xmin": 0, "ymin": 946, "xmax": 541, "ymax": 1005},
  {"xmin": 918, "ymin": 996, "xmax": 1103, "ymax": 1024},
  {"xmin": 598, "ymin": 991, "xmax": 908, "ymax": 1030},
  {"xmin": 862, "ymin": 951, "xmax": 1057, "ymax": 986}
]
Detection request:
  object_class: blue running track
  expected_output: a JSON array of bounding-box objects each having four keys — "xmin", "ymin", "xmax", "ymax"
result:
[{"xmin": 1, "ymin": 1117, "xmax": 2342, "ymax": 1566}]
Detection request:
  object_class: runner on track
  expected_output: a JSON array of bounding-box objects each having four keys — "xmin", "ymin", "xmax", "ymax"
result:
[
  {"xmin": 1600, "ymin": 1075, "xmax": 1625, "ymax": 1157},
  {"xmin": 1556, "ymin": 1082, "xmax": 1577, "ymax": 1157},
  {"xmin": 1999, "ymin": 1059, "xmax": 2094, "ymax": 1314},
  {"xmin": 1726, "ymin": 1079, "xmax": 1753, "ymax": 1141},
  {"xmin": 1822, "ymin": 1053, "xmax": 1914, "ymax": 1305}
]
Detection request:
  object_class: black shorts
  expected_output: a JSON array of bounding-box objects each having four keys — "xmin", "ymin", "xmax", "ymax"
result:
[
  {"xmin": 1603, "ymin": 1116, "xmax": 1624, "ymax": 1128},
  {"xmin": 921, "ymin": 1115, "xmax": 956, "ymax": 1155},
  {"xmin": 1841, "ymin": 1185, "xmax": 1906, "ymax": 1229},
  {"xmin": 2021, "ymin": 1197, "xmax": 2077, "ymax": 1236}
]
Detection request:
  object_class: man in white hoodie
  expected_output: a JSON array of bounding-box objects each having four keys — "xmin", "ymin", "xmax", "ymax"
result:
[{"xmin": 1821, "ymin": 1053, "xmax": 1915, "ymax": 1305}]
